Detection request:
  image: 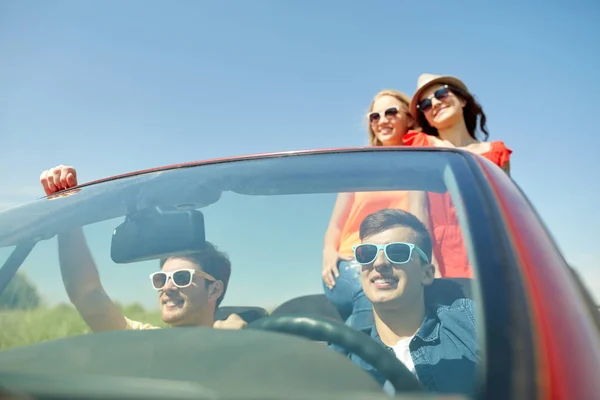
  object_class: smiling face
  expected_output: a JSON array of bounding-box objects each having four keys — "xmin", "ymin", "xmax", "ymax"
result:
[
  {"xmin": 369, "ymin": 95, "xmax": 413, "ymax": 146},
  {"xmin": 419, "ymin": 84, "xmax": 467, "ymax": 131},
  {"xmin": 157, "ymin": 258, "xmax": 223, "ymax": 327},
  {"xmin": 360, "ymin": 226, "xmax": 434, "ymax": 310}
]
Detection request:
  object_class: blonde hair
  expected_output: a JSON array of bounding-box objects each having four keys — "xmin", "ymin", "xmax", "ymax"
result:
[{"xmin": 366, "ymin": 89, "xmax": 419, "ymax": 146}]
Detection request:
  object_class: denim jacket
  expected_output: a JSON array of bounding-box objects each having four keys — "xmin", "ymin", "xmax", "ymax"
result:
[{"xmin": 349, "ymin": 298, "xmax": 480, "ymax": 395}]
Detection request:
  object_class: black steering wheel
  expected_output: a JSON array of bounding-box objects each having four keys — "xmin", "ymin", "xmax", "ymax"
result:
[{"xmin": 247, "ymin": 314, "xmax": 423, "ymax": 393}]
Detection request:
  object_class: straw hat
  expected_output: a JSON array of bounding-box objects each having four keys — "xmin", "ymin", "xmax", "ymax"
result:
[{"xmin": 409, "ymin": 73, "xmax": 469, "ymax": 117}]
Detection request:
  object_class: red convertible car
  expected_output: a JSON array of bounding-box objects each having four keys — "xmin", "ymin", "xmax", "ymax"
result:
[{"xmin": 0, "ymin": 147, "xmax": 598, "ymax": 399}]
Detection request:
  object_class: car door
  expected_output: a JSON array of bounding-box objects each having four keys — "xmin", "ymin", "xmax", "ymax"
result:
[{"xmin": 460, "ymin": 151, "xmax": 600, "ymax": 400}]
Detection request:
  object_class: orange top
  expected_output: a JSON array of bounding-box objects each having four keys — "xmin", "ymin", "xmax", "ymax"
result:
[
  {"xmin": 402, "ymin": 131, "xmax": 513, "ymax": 278},
  {"xmin": 337, "ymin": 191, "xmax": 410, "ymax": 258}
]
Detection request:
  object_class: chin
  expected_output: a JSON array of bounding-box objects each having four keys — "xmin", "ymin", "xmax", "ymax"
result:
[
  {"xmin": 371, "ymin": 290, "xmax": 407, "ymax": 305},
  {"xmin": 161, "ymin": 308, "xmax": 186, "ymax": 325},
  {"xmin": 379, "ymin": 135, "xmax": 401, "ymax": 145},
  {"xmin": 433, "ymin": 109, "xmax": 461, "ymax": 126},
  {"xmin": 369, "ymin": 292, "xmax": 395, "ymax": 304},
  {"xmin": 433, "ymin": 116, "xmax": 450, "ymax": 126},
  {"xmin": 161, "ymin": 313, "xmax": 178, "ymax": 325}
]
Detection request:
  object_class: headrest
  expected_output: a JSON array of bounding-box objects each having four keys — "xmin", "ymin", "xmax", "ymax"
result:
[
  {"xmin": 270, "ymin": 294, "xmax": 343, "ymax": 323},
  {"xmin": 425, "ymin": 278, "xmax": 473, "ymax": 305}
]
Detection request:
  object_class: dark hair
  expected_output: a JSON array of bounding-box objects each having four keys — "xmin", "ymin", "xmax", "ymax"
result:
[
  {"xmin": 359, "ymin": 208, "xmax": 432, "ymax": 262},
  {"xmin": 159, "ymin": 241, "xmax": 231, "ymax": 307},
  {"xmin": 418, "ymin": 85, "xmax": 489, "ymax": 141}
]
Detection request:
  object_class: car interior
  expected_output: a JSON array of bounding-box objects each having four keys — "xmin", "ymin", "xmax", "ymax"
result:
[
  {"xmin": 0, "ymin": 150, "xmax": 488, "ymax": 399},
  {"xmin": 215, "ymin": 277, "xmax": 474, "ymax": 324}
]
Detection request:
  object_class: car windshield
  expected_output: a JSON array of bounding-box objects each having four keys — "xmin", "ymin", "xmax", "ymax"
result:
[{"xmin": 0, "ymin": 149, "xmax": 489, "ymax": 398}]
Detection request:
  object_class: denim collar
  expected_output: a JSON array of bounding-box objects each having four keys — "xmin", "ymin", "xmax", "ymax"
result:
[{"xmin": 368, "ymin": 302, "xmax": 443, "ymax": 347}]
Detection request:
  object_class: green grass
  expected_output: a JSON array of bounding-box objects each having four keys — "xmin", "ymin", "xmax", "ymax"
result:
[
  {"xmin": 0, "ymin": 303, "xmax": 281, "ymax": 351},
  {"xmin": 0, "ymin": 304, "xmax": 164, "ymax": 351}
]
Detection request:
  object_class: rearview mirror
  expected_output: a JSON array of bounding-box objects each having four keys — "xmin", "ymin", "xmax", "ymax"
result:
[{"xmin": 111, "ymin": 208, "xmax": 206, "ymax": 264}]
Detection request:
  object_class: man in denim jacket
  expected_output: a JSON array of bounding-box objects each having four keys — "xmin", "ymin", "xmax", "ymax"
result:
[{"xmin": 348, "ymin": 208, "xmax": 479, "ymax": 395}]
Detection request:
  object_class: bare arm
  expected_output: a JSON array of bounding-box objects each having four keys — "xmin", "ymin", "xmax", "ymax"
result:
[
  {"xmin": 408, "ymin": 191, "xmax": 441, "ymax": 278},
  {"xmin": 40, "ymin": 165, "xmax": 127, "ymax": 332},
  {"xmin": 322, "ymin": 192, "xmax": 354, "ymax": 288},
  {"xmin": 324, "ymin": 193, "xmax": 353, "ymax": 251},
  {"xmin": 58, "ymin": 227, "xmax": 127, "ymax": 332}
]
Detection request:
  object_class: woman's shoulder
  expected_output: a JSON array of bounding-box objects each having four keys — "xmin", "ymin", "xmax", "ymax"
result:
[
  {"xmin": 483, "ymin": 140, "xmax": 513, "ymax": 167},
  {"xmin": 402, "ymin": 130, "xmax": 432, "ymax": 146}
]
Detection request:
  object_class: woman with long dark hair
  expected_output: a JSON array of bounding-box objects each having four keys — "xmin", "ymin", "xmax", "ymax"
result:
[{"xmin": 403, "ymin": 73, "xmax": 513, "ymax": 278}]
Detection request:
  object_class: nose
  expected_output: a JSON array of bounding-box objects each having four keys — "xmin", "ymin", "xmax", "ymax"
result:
[
  {"xmin": 377, "ymin": 113, "xmax": 391, "ymax": 125},
  {"xmin": 162, "ymin": 276, "xmax": 177, "ymax": 291},
  {"xmin": 430, "ymin": 96, "xmax": 443, "ymax": 109},
  {"xmin": 372, "ymin": 249, "xmax": 389, "ymax": 269}
]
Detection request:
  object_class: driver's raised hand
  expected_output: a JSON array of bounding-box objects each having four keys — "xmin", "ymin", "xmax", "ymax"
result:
[{"xmin": 40, "ymin": 165, "xmax": 78, "ymax": 195}]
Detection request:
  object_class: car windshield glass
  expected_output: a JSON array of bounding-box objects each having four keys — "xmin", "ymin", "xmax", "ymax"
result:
[{"xmin": 0, "ymin": 149, "xmax": 486, "ymax": 397}]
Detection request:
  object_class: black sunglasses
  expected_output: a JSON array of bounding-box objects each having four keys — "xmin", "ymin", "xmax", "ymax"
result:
[
  {"xmin": 417, "ymin": 85, "xmax": 451, "ymax": 113},
  {"xmin": 368, "ymin": 107, "xmax": 399, "ymax": 123}
]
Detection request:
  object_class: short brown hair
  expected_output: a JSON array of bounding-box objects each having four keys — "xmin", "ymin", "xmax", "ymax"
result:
[
  {"xmin": 159, "ymin": 241, "xmax": 231, "ymax": 307},
  {"xmin": 359, "ymin": 208, "xmax": 432, "ymax": 262}
]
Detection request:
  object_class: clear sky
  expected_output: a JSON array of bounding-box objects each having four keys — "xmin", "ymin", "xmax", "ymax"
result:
[{"xmin": 1, "ymin": 1, "xmax": 600, "ymax": 303}]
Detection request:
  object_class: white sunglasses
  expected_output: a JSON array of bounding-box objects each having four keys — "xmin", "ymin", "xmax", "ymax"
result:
[{"xmin": 149, "ymin": 268, "xmax": 215, "ymax": 290}]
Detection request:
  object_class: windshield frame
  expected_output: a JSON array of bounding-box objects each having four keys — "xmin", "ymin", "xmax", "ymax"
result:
[
  {"xmin": 452, "ymin": 153, "xmax": 538, "ymax": 399},
  {"xmin": 0, "ymin": 147, "xmax": 541, "ymax": 399},
  {"xmin": 0, "ymin": 147, "xmax": 459, "ymax": 248}
]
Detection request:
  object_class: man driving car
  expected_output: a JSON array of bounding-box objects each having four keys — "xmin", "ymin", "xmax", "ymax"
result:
[
  {"xmin": 349, "ymin": 208, "xmax": 479, "ymax": 395},
  {"xmin": 40, "ymin": 165, "xmax": 245, "ymax": 331}
]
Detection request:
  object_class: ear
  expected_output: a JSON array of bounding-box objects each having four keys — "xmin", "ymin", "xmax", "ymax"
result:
[
  {"xmin": 459, "ymin": 98, "xmax": 467, "ymax": 108},
  {"xmin": 421, "ymin": 263, "xmax": 435, "ymax": 286},
  {"xmin": 208, "ymin": 280, "xmax": 224, "ymax": 302}
]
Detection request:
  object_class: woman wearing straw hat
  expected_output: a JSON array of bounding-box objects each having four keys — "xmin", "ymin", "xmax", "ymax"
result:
[
  {"xmin": 403, "ymin": 73, "xmax": 513, "ymax": 278},
  {"xmin": 406, "ymin": 73, "xmax": 512, "ymax": 173},
  {"xmin": 321, "ymin": 89, "xmax": 439, "ymax": 331}
]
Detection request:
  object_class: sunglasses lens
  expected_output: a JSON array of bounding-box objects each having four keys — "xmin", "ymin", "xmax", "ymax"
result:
[
  {"xmin": 385, "ymin": 243, "xmax": 412, "ymax": 263},
  {"xmin": 384, "ymin": 107, "xmax": 399, "ymax": 117},
  {"xmin": 172, "ymin": 270, "xmax": 193, "ymax": 287},
  {"xmin": 435, "ymin": 87, "xmax": 450, "ymax": 100},
  {"xmin": 151, "ymin": 273, "xmax": 167, "ymax": 289},
  {"xmin": 369, "ymin": 112, "xmax": 380, "ymax": 123},
  {"xmin": 355, "ymin": 244, "xmax": 378, "ymax": 264},
  {"xmin": 419, "ymin": 87, "xmax": 451, "ymax": 112},
  {"xmin": 418, "ymin": 99, "xmax": 432, "ymax": 112}
]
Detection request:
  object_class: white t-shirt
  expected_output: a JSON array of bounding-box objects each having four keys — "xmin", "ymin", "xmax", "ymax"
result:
[
  {"xmin": 382, "ymin": 336, "xmax": 417, "ymax": 397},
  {"xmin": 392, "ymin": 335, "xmax": 416, "ymax": 375}
]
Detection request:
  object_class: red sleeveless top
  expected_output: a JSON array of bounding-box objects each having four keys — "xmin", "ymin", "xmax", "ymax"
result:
[{"xmin": 402, "ymin": 131, "xmax": 513, "ymax": 278}]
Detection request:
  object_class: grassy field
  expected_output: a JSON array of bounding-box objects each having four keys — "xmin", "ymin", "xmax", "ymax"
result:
[{"xmin": 0, "ymin": 304, "xmax": 164, "ymax": 350}]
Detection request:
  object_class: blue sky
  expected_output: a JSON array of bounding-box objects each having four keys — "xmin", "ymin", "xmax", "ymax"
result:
[{"xmin": 1, "ymin": 1, "xmax": 600, "ymax": 304}]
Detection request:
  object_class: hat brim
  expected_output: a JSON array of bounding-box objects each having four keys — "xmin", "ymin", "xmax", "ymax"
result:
[{"xmin": 409, "ymin": 76, "xmax": 469, "ymax": 117}]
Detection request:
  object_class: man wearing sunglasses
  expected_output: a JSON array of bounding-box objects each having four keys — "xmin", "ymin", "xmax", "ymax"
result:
[
  {"xmin": 40, "ymin": 165, "xmax": 246, "ymax": 332},
  {"xmin": 348, "ymin": 208, "xmax": 479, "ymax": 395},
  {"xmin": 56, "ymin": 228, "xmax": 245, "ymax": 332}
]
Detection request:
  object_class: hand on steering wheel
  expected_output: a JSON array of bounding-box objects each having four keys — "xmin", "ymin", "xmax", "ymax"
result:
[{"xmin": 246, "ymin": 314, "xmax": 423, "ymax": 394}]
